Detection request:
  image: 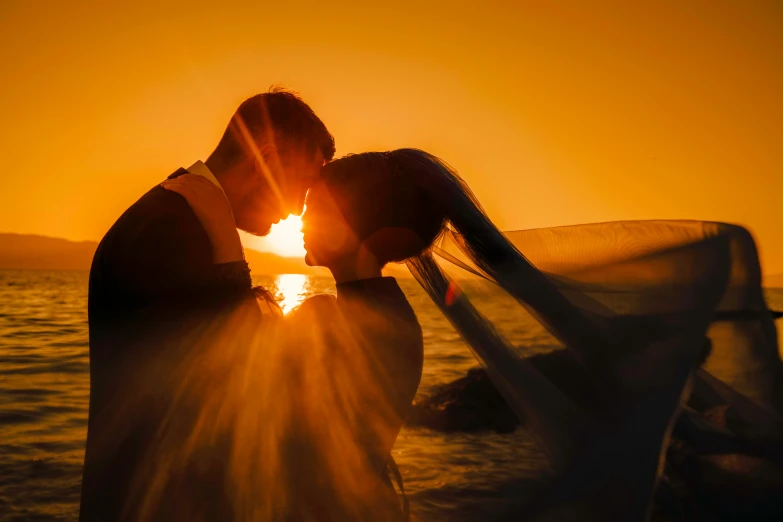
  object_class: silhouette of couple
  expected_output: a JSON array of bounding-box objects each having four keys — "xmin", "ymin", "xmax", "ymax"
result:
[{"xmin": 81, "ymin": 89, "xmax": 781, "ymax": 521}]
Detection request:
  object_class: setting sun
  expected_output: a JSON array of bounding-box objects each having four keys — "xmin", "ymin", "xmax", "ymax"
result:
[{"xmin": 259, "ymin": 214, "xmax": 306, "ymax": 258}]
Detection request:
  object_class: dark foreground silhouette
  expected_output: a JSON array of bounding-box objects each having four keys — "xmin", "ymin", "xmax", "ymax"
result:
[{"xmin": 408, "ymin": 348, "xmax": 783, "ymax": 521}]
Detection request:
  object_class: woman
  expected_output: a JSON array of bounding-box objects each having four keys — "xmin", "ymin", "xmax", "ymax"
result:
[
  {"xmin": 163, "ymin": 149, "xmax": 726, "ymax": 521},
  {"xmin": 269, "ymin": 155, "xmax": 447, "ymax": 520}
]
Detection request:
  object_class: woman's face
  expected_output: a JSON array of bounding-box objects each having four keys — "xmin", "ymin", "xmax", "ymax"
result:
[{"xmin": 301, "ymin": 182, "xmax": 361, "ymax": 267}]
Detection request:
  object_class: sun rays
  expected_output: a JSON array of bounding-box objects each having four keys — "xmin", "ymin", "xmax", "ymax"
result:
[
  {"xmin": 264, "ymin": 214, "xmax": 306, "ymax": 258},
  {"xmin": 273, "ymin": 274, "xmax": 309, "ymax": 314},
  {"xmin": 241, "ymin": 213, "xmax": 306, "ymax": 258}
]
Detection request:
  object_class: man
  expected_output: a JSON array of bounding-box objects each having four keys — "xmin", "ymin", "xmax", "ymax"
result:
[{"xmin": 80, "ymin": 88, "xmax": 334, "ymax": 521}]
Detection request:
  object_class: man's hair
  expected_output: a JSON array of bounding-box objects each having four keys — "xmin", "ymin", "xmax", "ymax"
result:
[{"xmin": 212, "ymin": 87, "xmax": 335, "ymax": 166}]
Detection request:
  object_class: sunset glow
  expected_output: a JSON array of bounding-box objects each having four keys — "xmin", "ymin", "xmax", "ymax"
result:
[
  {"xmin": 273, "ymin": 273, "xmax": 309, "ymax": 314},
  {"xmin": 1, "ymin": 2, "xmax": 782, "ymax": 276},
  {"xmin": 260, "ymin": 214, "xmax": 306, "ymax": 258}
]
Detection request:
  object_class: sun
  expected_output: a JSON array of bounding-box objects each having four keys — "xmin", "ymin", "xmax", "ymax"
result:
[{"xmin": 259, "ymin": 214, "xmax": 306, "ymax": 257}]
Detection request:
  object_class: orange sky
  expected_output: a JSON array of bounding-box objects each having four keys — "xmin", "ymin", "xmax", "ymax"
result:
[{"xmin": 1, "ymin": 1, "xmax": 781, "ymax": 274}]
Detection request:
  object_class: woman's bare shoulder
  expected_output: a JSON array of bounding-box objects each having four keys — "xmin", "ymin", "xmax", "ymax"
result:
[{"xmin": 289, "ymin": 294, "xmax": 338, "ymax": 318}]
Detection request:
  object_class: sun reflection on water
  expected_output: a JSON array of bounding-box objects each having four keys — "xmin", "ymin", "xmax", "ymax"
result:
[{"xmin": 274, "ymin": 274, "xmax": 310, "ymax": 314}]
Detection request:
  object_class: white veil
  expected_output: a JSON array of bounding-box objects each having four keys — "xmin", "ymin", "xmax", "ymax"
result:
[{"xmin": 391, "ymin": 148, "xmax": 781, "ymax": 520}]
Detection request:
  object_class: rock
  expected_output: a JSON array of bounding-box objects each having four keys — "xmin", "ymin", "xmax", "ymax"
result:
[
  {"xmin": 406, "ymin": 350, "xmax": 603, "ymax": 433},
  {"xmin": 408, "ymin": 367, "xmax": 518, "ymax": 433}
]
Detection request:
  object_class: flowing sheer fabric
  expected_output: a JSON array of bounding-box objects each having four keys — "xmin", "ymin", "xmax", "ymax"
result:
[
  {"xmin": 406, "ymin": 220, "xmax": 781, "ymax": 520},
  {"xmin": 504, "ymin": 221, "xmax": 781, "ymax": 416}
]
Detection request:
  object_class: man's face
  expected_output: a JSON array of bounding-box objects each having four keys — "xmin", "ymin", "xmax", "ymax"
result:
[{"xmin": 233, "ymin": 147, "xmax": 325, "ymax": 236}]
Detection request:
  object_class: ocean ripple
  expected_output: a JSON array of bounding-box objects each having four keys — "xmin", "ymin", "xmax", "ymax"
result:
[{"xmin": 1, "ymin": 269, "xmax": 781, "ymax": 521}]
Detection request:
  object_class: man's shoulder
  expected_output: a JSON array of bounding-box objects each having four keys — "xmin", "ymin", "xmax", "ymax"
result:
[
  {"xmin": 128, "ymin": 171, "xmax": 193, "ymax": 221},
  {"xmin": 95, "ymin": 171, "xmax": 204, "ymax": 259},
  {"xmin": 289, "ymin": 294, "xmax": 338, "ymax": 320}
]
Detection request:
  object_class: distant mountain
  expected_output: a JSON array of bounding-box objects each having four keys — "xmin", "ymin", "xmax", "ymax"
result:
[
  {"xmin": 0, "ymin": 233, "xmax": 98, "ymax": 271},
  {"xmin": 0, "ymin": 233, "xmax": 409, "ymax": 277}
]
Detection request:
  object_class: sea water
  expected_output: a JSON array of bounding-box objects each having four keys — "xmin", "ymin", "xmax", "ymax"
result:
[{"xmin": 1, "ymin": 269, "xmax": 781, "ymax": 521}]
